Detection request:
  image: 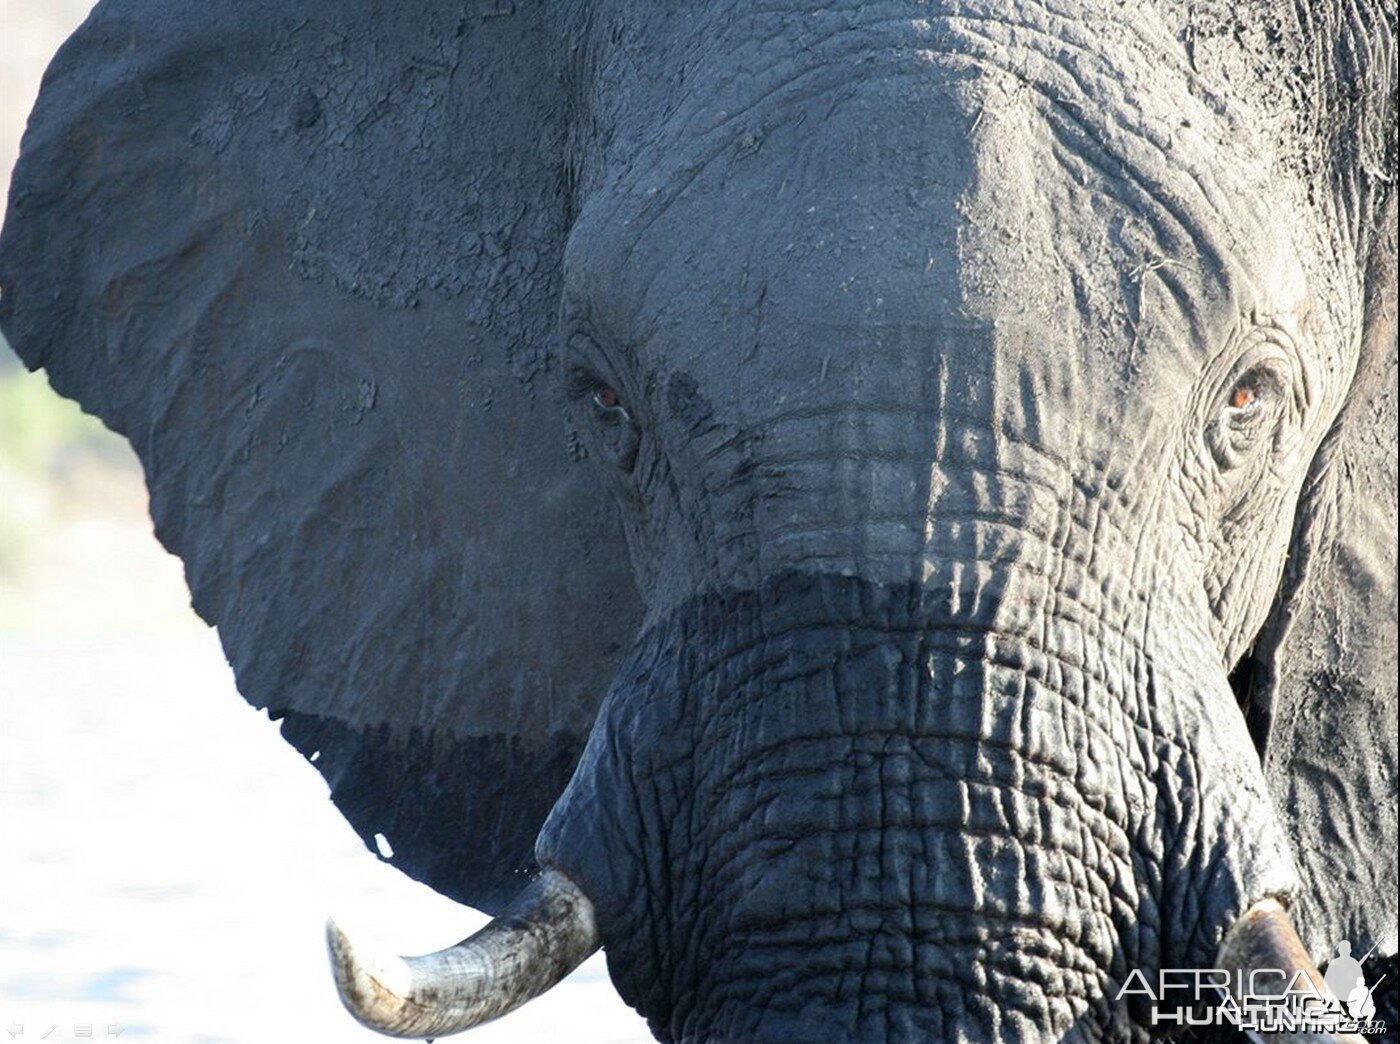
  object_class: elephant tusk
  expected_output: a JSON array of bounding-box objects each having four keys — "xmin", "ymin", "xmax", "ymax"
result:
[
  {"xmin": 1214, "ymin": 898, "xmax": 1365, "ymax": 1044},
  {"xmin": 327, "ymin": 868, "xmax": 600, "ymax": 1038}
]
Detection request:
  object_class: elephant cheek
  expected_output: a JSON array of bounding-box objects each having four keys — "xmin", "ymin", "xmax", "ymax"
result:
[{"xmin": 538, "ymin": 572, "xmax": 1298, "ymax": 1044}]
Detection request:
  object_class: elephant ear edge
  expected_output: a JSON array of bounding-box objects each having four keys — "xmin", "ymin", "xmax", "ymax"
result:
[{"xmin": 0, "ymin": 0, "xmax": 643, "ymax": 914}]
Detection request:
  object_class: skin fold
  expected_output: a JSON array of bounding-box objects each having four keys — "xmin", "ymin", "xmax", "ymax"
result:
[
  {"xmin": 0, "ymin": 1, "xmax": 1393, "ymax": 1041},
  {"xmin": 540, "ymin": 4, "xmax": 1388, "ymax": 1038}
]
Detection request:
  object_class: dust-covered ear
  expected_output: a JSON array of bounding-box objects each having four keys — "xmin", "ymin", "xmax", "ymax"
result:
[
  {"xmin": 0, "ymin": 1, "xmax": 641, "ymax": 913},
  {"xmin": 1243, "ymin": 189, "xmax": 1397, "ymax": 959}
]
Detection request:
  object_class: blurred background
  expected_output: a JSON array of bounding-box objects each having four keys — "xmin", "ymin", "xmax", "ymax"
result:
[{"xmin": 0, "ymin": 4, "xmax": 649, "ymax": 1041}]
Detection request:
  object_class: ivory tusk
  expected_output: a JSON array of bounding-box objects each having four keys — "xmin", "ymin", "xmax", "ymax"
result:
[
  {"xmin": 327, "ymin": 867, "xmax": 600, "ymax": 1038},
  {"xmin": 1216, "ymin": 898, "xmax": 1367, "ymax": 1044}
]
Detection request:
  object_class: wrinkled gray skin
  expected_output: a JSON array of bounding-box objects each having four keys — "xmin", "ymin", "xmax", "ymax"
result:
[
  {"xmin": 1, "ymin": 1, "xmax": 1395, "ymax": 1042},
  {"xmin": 538, "ymin": 6, "xmax": 1395, "ymax": 1041}
]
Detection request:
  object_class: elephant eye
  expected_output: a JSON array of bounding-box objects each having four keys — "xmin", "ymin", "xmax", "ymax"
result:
[
  {"xmin": 1228, "ymin": 383, "xmax": 1259, "ymax": 411},
  {"xmin": 1220, "ymin": 366, "xmax": 1284, "ymax": 430},
  {"xmin": 591, "ymin": 384, "xmax": 631, "ymax": 423},
  {"xmin": 585, "ymin": 381, "xmax": 639, "ymax": 473},
  {"xmin": 1208, "ymin": 359, "xmax": 1294, "ymax": 473},
  {"xmin": 564, "ymin": 358, "xmax": 638, "ymax": 470}
]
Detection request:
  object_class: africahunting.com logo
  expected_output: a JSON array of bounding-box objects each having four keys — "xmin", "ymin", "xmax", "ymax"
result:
[{"xmin": 1116, "ymin": 940, "xmax": 1388, "ymax": 1036}]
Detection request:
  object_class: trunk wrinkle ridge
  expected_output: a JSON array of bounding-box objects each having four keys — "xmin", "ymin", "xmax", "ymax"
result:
[{"xmin": 538, "ymin": 571, "xmax": 1298, "ymax": 1044}]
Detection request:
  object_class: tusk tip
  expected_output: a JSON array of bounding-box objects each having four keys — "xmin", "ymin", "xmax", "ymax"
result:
[
  {"xmin": 323, "ymin": 872, "xmax": 599, "ymax": 1038},
  {"xmin": 325, "ymin": 917, "xmax": 357, "ymax": 973},
  {"xmin": 325, "ymin": 918, "xmax": 355, "ymax": 987},
  {"xmin": 326, "ymin": 918, "xmax": 418, "ymax": 1037}
]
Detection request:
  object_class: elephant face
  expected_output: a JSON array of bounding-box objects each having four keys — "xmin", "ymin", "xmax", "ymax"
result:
[
  {"xmin": 535, "ymin": 11, "xmax": 1373, "ymax": 1038},
  {"xmin": 559, "ymin": 10, "xmax": 1348, "ymax": 626},
  {"xmin": 2, "ymin": 1, "xmax": 1394, "ymax": 1042}
]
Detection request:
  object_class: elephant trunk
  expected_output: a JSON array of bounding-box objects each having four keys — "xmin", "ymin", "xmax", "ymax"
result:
[
  {"xmin": 324, "ymin": 568, "xmax": 1327, "ymax": 1042},
  {"xmin": 538, "ymin": 572, "xmax": 1301, "ymax": 1042},
  {"xmin": 326, "ymin": 868, "xmax": 598, "ymax": 1038}
]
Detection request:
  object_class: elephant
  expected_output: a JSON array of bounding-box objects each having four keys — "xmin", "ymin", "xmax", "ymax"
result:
[{"xmin": 0, "ymin": 0, "xmax": 1395, "ymax": 1041}]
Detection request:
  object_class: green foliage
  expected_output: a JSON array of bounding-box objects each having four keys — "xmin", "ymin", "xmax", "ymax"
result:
[
  {"xmin": 0, "ymin": 337, "xmax": 130, "ymax": 478},
  {"xmin": 0, "ymin": 337, "xmax": 181, "ymax": 634}
]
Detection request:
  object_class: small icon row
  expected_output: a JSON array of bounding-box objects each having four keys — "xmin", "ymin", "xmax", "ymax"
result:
[{"xmin": 3, "ymin": 1027, "xmax": 123, "ymax": 1039}]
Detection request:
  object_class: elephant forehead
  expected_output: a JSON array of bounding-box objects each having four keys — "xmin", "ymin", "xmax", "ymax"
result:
[
  {"xmin": 569, "ymin": 0, "xmax": 1330, "ymax": 383},
  {"xmin": 584, "ymin": 0, "xmax": 1305, "ymax": 178}
]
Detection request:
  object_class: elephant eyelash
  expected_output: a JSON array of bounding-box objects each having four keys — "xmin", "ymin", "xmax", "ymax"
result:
[
  {"xmin": 565, "ymin": 365, "xmax": 620, "ymax": 404},
  {"xmin": 593, "ymin": 384, "xmax": 620, "ymax": 410},
  {"xmin": 562, "ymin": 331, "xmax": 641, "ymax": 429},
  {"xmin": 564, "ymin": 358, "xmax": 633, "ymax": 426},
  {"xmin": 592, "ymin": 385, "xmax": 631, "ymax": 421}
]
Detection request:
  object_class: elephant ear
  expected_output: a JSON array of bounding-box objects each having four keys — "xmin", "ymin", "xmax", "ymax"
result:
[
  {"xmin": 0, "ymin": 0, "xmax": 641, "ymax": 914},
  {"xmin": 1243, "ymin": 190, "xmax": 1397, "ymax": 959}
]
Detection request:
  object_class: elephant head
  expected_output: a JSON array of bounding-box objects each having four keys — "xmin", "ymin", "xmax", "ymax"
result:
[{"xmin": 1, "ymin": 1, "xmax": 1394, "ymax": 1041}]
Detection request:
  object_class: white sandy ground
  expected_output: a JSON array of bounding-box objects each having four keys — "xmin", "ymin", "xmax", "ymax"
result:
[
  {"xmin": 1, "ymin": 5, "xmax": 647, "ymax": 1040},
  {"xmin": 0, "ymin": 632, "xmax": 653, "ymax": 1044}
]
